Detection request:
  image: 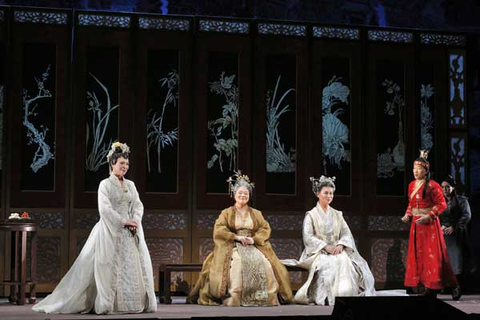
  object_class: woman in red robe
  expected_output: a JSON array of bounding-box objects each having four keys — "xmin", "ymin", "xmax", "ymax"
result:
[{"xmin": 401, "ymin": 150, "xmax": 458, "ymax": 297}]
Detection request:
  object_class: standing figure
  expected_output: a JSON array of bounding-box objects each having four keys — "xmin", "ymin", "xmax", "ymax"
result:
[
  {"xmin": 440, "ymin": 175, "xmax": 472, "ymax": 300},
  {"xmin": 282, "ymin": 176, "xmax": 375, "ymax": 305},
  {"xmin": 188, "ymin": 171, "xmax": 293, "ymax": 306},
  {"xmin": 33, "ymin": 142, "xmax": 157, "ymax": 314},
  {"xmin": 401, "ymin": 150, "xmax": 458, "ymax": 297}
]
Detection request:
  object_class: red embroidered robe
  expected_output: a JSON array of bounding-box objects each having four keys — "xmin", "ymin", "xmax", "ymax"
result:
[{"xmin": 404, "ymin": 179, "xmax": 458, "ymax": 290}]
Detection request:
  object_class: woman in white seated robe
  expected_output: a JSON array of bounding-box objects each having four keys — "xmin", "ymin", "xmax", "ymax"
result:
[
  {"xmin": 32, "ymin": 142, "xmax": 157, "ymax": 314},
  {"xmin": 283, "ymin": 176, "xmax": 375, "ymax": 305}
]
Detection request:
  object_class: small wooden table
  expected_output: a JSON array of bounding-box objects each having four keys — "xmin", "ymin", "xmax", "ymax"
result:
[
  {"xmin": 0, "ymin": 220, "xmax": 37, "ymax": 305},
  {"xmin": 158, "ymin": 263, "xmax": 306, "ymax": 304}
]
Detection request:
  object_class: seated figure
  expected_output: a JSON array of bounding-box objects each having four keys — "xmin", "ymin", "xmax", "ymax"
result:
[
  {"xmin": 282, "ymin": 176, "xmax": 375, "ymax": 305},
  {"xmin": 188, "ymin": 171, "xmax": 293, "ymax": 306}
]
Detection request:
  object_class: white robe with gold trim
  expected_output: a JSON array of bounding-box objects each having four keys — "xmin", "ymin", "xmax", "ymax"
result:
[
  {"xmin": 282, "ymin": 204, "xmax": 375, "ymax": 305},
  {"xmin": 32, "ymin": 174, "xmax": 157, "ymax": 314}
]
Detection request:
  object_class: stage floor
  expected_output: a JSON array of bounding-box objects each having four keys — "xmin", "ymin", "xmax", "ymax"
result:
[{"xmin": 1, "ymin": 294, "xmax": 479, "ymax": 319}]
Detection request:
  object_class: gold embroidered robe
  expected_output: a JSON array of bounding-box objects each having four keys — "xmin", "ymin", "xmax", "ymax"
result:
[{"xmin": 188, "ymin": 206, "xmax": 293, "ymax": 305}]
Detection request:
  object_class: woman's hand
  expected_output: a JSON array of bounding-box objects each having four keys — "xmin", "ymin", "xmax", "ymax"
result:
[
  {"xmin": 415, "ymin": 215, "xmax": 432, "ymax": 225},
  {"xmin": 124, "ymin": 220, "xmax": 138, "ymax": 233},
  {"xmin": 401, "ymin": 214, "xmax": 411, "ymax": 224},
  {"xmin": 323, "ymin": 245, "xmax": 336, "ymax": 255},
  {"xmin": 332, "ymin": 245, "xmax": 344, "ymax": 255},
  {"xmin": 234, "ymin": 235, "xmax": 254, "ymax": 246}
]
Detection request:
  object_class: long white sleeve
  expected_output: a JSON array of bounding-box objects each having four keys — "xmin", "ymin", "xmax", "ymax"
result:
[
  {"xmin": 303, "ymin": 214, "xmax": 327, "ymax": 255},
  {"xmin": 98, "ymin": 180, "xmax": 126, "ymax": 230}
]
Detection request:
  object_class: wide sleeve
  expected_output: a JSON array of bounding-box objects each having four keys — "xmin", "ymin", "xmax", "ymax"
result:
[
  {"xmin": 336, "ymin": 215, "xmax": 356, "ymax": 250},
  {"xmin": 429, "ymin": 182, "xmax": 447, "ymax": 217},
  {"xmin": 98, "ymin": 180, "xmax": 127, "ymax": 230},
  {"xmin": 302, "ymin": 213, "xmax": 327, "ymax": 254},
  {"xmin": 456, "ymin": 197, "xmax": 472, "ymax": 229},
  {"xmin": 213, "ymin": 210, "xmax": 236, "ymax": 245},
  {"xmin": 129, "ymin": 181, "xmax": 144, "ymax": 225},
  {"xmin": 252, "ymin": 210, "xmax": 271, "ymax": 246}
]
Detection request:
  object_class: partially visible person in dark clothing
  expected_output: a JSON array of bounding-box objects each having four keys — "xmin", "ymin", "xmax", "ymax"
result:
[{"xmin": 440, "ymin": 175, "xmax": 473, "ymax": 301}]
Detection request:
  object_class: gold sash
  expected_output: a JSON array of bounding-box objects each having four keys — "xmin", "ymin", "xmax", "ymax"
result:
[{"xmin": 411, "ymin": 207, "xmax": 432, "ymax": 216}]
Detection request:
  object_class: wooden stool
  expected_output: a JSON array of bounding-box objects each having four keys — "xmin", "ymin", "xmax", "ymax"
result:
[{"xmin": 0, "ymin": 220, "xmax": 37, "ymax": 305}]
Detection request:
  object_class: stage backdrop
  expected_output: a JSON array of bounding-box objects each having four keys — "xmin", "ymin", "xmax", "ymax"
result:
[{"xmin": 0, "ymin": 6, "xmax": 471, "ymax": 294}]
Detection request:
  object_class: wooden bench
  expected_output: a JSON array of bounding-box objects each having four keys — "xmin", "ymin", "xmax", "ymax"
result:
[{"xmin": 158, "ymin": 263, "xmax": 306, "ymax": 304}]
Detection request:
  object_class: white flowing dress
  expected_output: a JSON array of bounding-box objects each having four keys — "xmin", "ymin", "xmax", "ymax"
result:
[
  {"xmin": 32, "ymin": 174, "xmax": 157, "ymax": 314},
  {"xmin": 282, "ymin": 204, "xmax": 375, "ymax": 305}
]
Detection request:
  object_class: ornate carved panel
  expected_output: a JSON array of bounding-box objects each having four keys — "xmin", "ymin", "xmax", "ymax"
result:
[
  {"xmin": 139, "ymin": 17, "xmax": 190, "ymax": 31},
  {"xmin": 367, "ymin": 216, "xmax": 409, "ymax": 231},
  {"xmin": 450, "ymin": 133, "xmax": 467, "ymax": 192},
  {"xmin": 146, "ymin": 238, "xmax": 184, "ymax": 283},
  {"xmin": 78, "ymin": 13, "xmax": 130, "ymax": 28},
  {"xmin": 37, "ymin": 237, "xmax": 61, "ymax": 284},
  {"xmin": 75, "ymin": 212, "xmax": 99, "ymax": 230},
  {"xmin": 258, "ymin": 23, "xmax": 306, "ymax": 37},
  {"xmin": 368, "ymin": 30, "xmax": 413, "ymax": 43},
  {"xmin": 264, "ymin": 214, "xmax": 303, "ymax": 231},
  {"xmin": 313, "ymin": 26, "xmax": 359, "ymax": 40},
  {"xmin": 143, "ymin": 213, "xmax": 187, "ymax": 230},
  {"xmin": 199, "ymin": 19, "xmax": 249, "ymax": 34},
  {"xmin": 420, "ymin": 33, "xmax": 465, "ymax": 46},
  {"xmin": 30, "ymin": 212, "xmax": 64, "ymax": 229},
  {"xmin": 448, "ymin": 50, "xmax": 466, "ymax": 128},
  {"xmin": 370, "ymin": 238, "xmax": 408, "ymax": 284},
  {"xmin": 343, "ymin": 215, "xmax": 363, "ymax": 231},
  {"xmin": 14, "ymin": 10, "xmax": 68, "ymax": 25},
  {"xmin": 270, "ymin": 238, "xmax": 303, "ymax": 283},
  {"xmin": 199, "ymin": 238, "xmax": 215, "ymax": 262},
  {"xmin": 197, "ymin": 213, "xmax": 218, "ymax": 230}
]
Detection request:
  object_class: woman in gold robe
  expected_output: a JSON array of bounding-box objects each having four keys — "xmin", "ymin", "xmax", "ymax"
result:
[{"xmin": 188, "ymin": 171, "xmax": 293, "ymax": 306}]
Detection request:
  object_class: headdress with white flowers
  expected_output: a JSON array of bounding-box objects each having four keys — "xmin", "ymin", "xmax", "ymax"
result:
[
  {"xmin": 310, "ymin": 175, "xmax": 336, "ymax": 195},
  {"xmin": 106, "ymin": 141, "xmax": 130, "ymax": 164}
]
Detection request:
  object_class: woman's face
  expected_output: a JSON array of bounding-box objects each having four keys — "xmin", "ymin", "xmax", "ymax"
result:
[
  {"xmin": 441, "ymin": 181, "xmax": 455, "ymax": 197},
  {"xmin": 111, "ymin": 157, "xmax": 129, "ymax": 178},
  {"xmin": 413, "ymin": 164, "xmax": 427, "ymax": 180},
  {"xmin": 234, "ymin": 186, "xmax": 250, "ymax": 206},
  {"xmin": 317, "ymin": 186, "xmax": 334, "ymax": 207}
]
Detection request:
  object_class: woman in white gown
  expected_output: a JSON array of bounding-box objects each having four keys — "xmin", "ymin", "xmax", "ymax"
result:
[
  {"xmin": 282, "ymin": 176, "xmax": 375, "ymax": 305},
  {"xmin": 33, "ymin": 142, "xmax": 157, "ymax": 314}
]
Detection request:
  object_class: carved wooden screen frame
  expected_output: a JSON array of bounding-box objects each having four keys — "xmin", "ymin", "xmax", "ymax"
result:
[
  {"xmin": 417, "ymin": 45, "xmax": 449, "ymax": 179},
  {"xmin": 253, "ymin": 21, "xmax": 308, "ymax": 211},
  {"xmin": 311, "ymin": 35, "xmax": 363, "ymax": 213},
  {"xmin": 6, "ymin": 7, "xmax": 71, "ymax": 293},
  {"xmin": 194, "ymin": 18, "xmax": 253, "ymax": 210},
  {"xmin": 365, "ymin": 32, "xmax": 416, "ymax": 215},
  {"xmin": 73, "ymin": 11, "xmax": 133, "ymax": 208},
  {"xmin": 9, "ymin": 8, "xmax": 70, "ymax": 208},
  {"xmin": 133, "ymin": 15, "xmax": 193, "ymax": 210}
]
